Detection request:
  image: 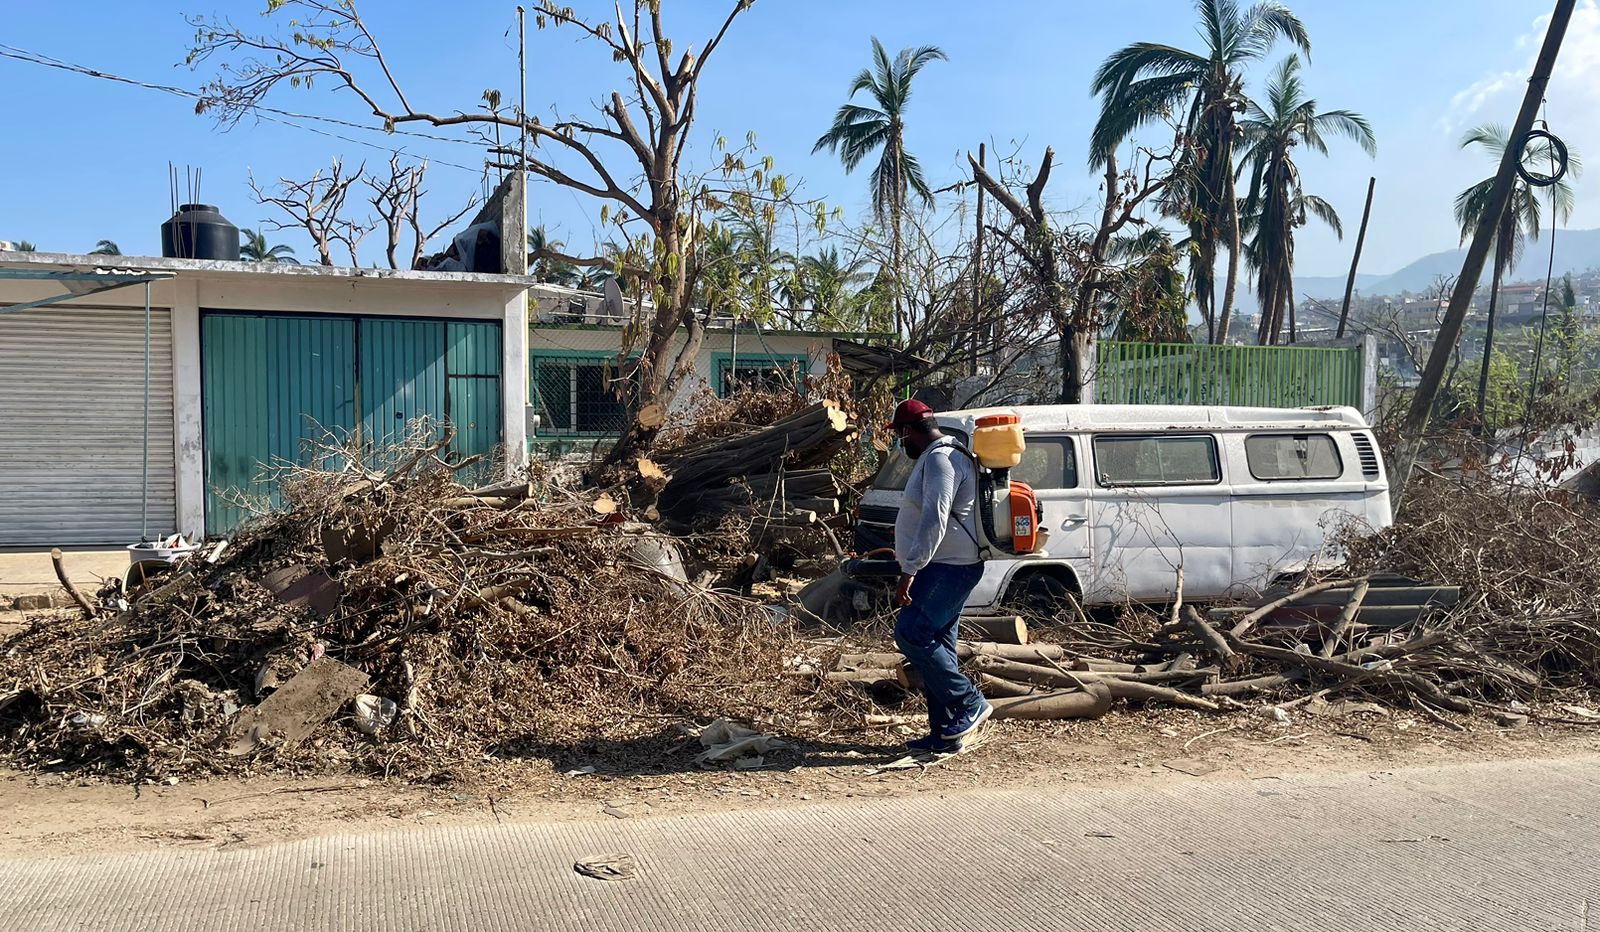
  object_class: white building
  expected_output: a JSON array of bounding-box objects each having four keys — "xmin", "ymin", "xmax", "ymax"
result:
[{"xmin": 0, "ymin": 252, "xmax": 852, "ymax": 547}]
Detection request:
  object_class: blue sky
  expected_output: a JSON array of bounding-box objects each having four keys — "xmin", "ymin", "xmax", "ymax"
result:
[{"xmin": 2, "ymin": 0, "xmax": 1595, "ymax": 278}]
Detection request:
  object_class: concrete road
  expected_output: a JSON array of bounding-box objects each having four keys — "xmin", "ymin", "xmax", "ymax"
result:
[{"xmin": 2, "ymin": 755, "xmax": 1597, "ymax": 931}]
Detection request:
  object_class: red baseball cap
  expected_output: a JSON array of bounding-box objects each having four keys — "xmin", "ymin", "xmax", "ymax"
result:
[{"xmin": 887, "ymin": 398, "xmax": 935, "ymax": 431}]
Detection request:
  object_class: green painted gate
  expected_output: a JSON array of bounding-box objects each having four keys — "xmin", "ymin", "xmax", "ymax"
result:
[
  {"xmin": 1095, "ymin": 341, "xmax": 1364, "ymax": 409},
  {"xmin": 202, "ymin": 312, "xmax": 502, "ymax": 534}
]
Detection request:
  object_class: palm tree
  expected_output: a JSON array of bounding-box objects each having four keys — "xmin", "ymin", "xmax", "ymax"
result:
[
  {"xmin": 813, "ymin": 38, "xmax": 946, "ymax": 333},
  {"xmin": 1106, "ymin": 229, "xmax": 1193, "ymax": 342},
  {"xmin": 527, "ymin": 226, "xmax": 580, "ymax": 286},
  {"xmin": 10, "ymin": 240, "xmax": 36, "ymax": 252},
  {"xmin": 240, "ymin": 228, "xmax": 298, "ymax": 263},
  {"xmin": 1237, "ymin": 56, "xmax": 1375, "ymax": 344},
  {"xmin": 90, "ymin": 239, "xmax": 122, "ymax": 256},
  {"xmin": 791, "ymin": 247, "xmax": 870, "ymax": 327},
  {"xmin": 1455, "ymin": 123, "xmax": 1580, "ymax": 414},
  {"xmin": 1091, "ymin": 0, "xmax": 1310, "ymax": 344},
  {"xmin": 730, "ymin": 215, "xmax": 794, "ymax": 322}
]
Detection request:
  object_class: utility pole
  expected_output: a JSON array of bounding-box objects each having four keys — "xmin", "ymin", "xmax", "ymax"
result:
[
  {"xmin": 1392, "ymin": 0, "xmax": 1576, "ymax": 509},
  {"xmin": 1337, "ymin": 176, "xmax": 1376, "ymax": 338},
  {"xmin": 970, "ymin": 142, "xmax": 985, "ymax": 378}
]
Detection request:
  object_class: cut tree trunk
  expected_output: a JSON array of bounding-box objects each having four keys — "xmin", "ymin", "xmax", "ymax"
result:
[
  {"xmin": 990, "ymin": 684, "xmax": 1114, "ymax": 721},
  {"xmin": 960, "ymin": 615, "xmax": 1029, "ymax": 645}
]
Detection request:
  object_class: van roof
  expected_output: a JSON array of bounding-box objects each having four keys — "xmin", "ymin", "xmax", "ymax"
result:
[{"xmin": 938, "ymin": 404, "xmax": 1370, "ymax": 432}]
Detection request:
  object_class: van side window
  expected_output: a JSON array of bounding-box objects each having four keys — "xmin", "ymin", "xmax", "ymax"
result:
[
  {"xmin": 1245, "ymin": 433, "xmax": 1343, "ymax": 481},
  {"xmin": 1012, "ymin": 437, "xmax": 1077, "ymax": 489},
  {"xmin": 1094, "ymin": 435, "xmax": 1220, "ymax": 486}
]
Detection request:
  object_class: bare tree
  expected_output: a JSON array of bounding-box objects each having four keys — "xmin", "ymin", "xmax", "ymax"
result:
[
  {"xmin": 365, "ymin": 155, "xmax": 478, "ymax": 270},
  {"xmin": 969, "ymin": 143, "xmax": 1170, "ymax": 403},
  {"xmin": 189, "ymin": 0, "xmax": 761, "ymax": 466},
  {"xmin": 248, "ymin": 159, "xmax": 368, "ymax": 266}
]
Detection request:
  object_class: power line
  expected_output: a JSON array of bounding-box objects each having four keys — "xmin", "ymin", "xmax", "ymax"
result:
[{"xmin": 0, "ymin": 43, "xmax": 489, "ymax": 174}]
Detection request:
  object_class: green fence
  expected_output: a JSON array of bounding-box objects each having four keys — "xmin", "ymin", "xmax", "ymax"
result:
[{"xmin": 1095, "ymin": 341, "xmax": 1364, "ymax": 409}]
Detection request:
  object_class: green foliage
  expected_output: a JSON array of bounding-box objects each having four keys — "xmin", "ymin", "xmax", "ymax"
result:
[
  {"xmin": 89, "ymin": 239, "xmax": 122, "ymax": 256},
  {"xmin": 1108, "ymin": 230, "xmax": 1191, "ymax": 342},
  {"xmin": 527, "ymin": 226, "xmax": 580, "ymax": 286}
]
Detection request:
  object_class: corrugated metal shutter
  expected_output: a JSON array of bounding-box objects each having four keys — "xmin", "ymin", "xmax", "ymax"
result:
[
  {"xmin": 359, "ymin": 317, "xmax": 446, "ymax": 463},
  {"xmin": 0, "ymin": 304, "xmax": 177, "ymax": 546}
]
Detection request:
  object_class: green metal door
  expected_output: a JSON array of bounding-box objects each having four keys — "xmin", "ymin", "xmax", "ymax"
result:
[
  {"xmin": 446, "ymin": 321, "xmax": 502, "ymax": 483},
  {"xmin": 359, "ymin": 318, "xmax": 447, "ymax": 464},
  {"xmin": 204, "ymin": 313, "xmax": 504, "ymax": 535},
  {"xmin": 202, "ymin": 314, "xmax": 356, "ymax": 534}
]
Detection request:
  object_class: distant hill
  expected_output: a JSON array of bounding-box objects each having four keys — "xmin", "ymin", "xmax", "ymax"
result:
[
  {"xmin": 1361, "ymin": 228, "xmax": 1600, "ymax": 296},
  {"xmin": 1231, "ymin": 229, "xmax": 1600, "ymax": 318}
]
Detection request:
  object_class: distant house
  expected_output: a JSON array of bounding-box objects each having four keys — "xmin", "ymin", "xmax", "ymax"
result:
[{"xmin": 0, "ymin": 253, "xmax": 863, "ymax": 547}]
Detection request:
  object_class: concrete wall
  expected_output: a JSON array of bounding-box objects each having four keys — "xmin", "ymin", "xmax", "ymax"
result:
[{"xmin": 0, "ymin": 260, "xmax": 529, "ymax": 540}]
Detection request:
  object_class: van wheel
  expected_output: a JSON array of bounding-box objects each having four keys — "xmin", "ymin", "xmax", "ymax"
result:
[{"xmin": 1004, "ymin": 573, "xmax": 1083, "ymax": 623}]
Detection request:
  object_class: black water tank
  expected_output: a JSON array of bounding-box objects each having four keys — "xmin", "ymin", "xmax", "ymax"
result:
[{"xmin": 161, "ymin": 204, "xmax": 240, "ymax": 260}]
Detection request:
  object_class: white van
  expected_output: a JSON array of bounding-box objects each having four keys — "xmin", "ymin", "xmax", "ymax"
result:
[{"xmin": 855, "ymin": 404, "xmax": 1391, "ymax": 610}]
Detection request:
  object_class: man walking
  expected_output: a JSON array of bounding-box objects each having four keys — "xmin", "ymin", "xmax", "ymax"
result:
[{"xmin": 888, "ymin": 399, "xmax": 993, "ymax": 753}]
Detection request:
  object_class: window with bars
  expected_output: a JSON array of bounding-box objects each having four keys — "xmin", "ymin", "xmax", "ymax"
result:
[
  {"xmin": 713, "ymin": 353, "xmax": 810, "ymax": 397},
  {"xmin": 530, "ymin": 353, "xmax": 630, "ymax": 437}
]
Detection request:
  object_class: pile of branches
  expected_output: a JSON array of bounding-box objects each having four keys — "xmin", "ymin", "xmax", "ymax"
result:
[
  {"xmin": 833, "ymin": 474, "xmax": 1600, "ymax": 727},
  {"xmin": 0, "ymin": 432, "xmax": 849, "ymax": 781}
]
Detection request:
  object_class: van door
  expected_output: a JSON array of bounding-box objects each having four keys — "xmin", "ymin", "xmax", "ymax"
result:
[
  {"xmin": 1018, "ymin": 433, "xmax": 1092, "ymax": 563},
  {"xmin": 1230, "ymin": 430, "xmax": 1369, "ymax": 594},
  {"xmin": 1086, "ymin": 433, "xmax": 1232, "ymax": 604}
]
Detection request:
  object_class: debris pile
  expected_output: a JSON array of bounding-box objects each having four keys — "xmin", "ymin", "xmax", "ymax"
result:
[
  {"xmin": 833, "ymin": 475, "xmax": 1600, "ymax": 728},
  {"xmin": 0, "ymin": 431, "xmax": 850, "ymax": 781}
]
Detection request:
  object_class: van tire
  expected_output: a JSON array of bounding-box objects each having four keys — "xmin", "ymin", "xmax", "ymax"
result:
[{"xmin": 1003, "ymin": 569, "xmax": 1083, "ymax": 623}]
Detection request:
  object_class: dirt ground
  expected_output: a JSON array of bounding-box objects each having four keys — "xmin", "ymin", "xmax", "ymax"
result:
[{"xmin": 5, "ymin": 707, "xmax": 1596, "ymax": 859}]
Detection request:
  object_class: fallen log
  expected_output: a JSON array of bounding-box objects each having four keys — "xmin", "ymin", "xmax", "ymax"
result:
[
  {"xmin": 960, "ymin": 614, "xmax": 1028, "ymax": 645},
  {"xmin": 977, "ymin": 673, "xmax": 1040, "ymax": 699},
  {"xmin": 1102, "ymin": 679, "xmax": 1220, "ymax": 711},
  {"xmin": 976, "ymin": 656, "xmax": 1213, "ymax": 690},
  {"xmin": 1181, "ymin": 605, "xmax": 1235, "ymax": 667},
  {"xmin": 1319, "ymin": 579, "xmax": 1370, "ymax": 658},
  {"xmin": 824, "ymin": 668, "xmax": 900, "ymax": 685},
  {"xmin": 990, "ymin": 684, "xmax": 1114, "ymax": 721},
  {"xmin": 1201, "ymin": 673, "xmax": 1301, "ymax": 697}
]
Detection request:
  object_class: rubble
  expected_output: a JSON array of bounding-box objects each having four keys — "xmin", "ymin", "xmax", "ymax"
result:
[{"xmin": 0, "ymin": 427, "xmax": 852, "ymax": 781}]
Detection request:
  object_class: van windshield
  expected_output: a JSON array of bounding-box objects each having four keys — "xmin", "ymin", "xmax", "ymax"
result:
[{"xmin": 872, "ymin": 427, "xmax": 969, "ymax": 491}]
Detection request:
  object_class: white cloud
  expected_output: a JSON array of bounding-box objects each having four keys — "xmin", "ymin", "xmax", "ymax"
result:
[{"xmin": 1443, "ymin": 0, "xmax": 1600, "ymax": 134}]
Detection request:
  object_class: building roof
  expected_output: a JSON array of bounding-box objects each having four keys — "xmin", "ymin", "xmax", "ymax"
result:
[
  {"xmin": 0, "ymin": 251, "xmax": 538, "ymax": 290},
  {"xmin": 937, "ymin": 404, "xmax": 1371, "ymax": 432}
]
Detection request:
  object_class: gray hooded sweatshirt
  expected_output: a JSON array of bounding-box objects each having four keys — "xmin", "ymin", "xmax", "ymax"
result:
[{"xmin": 893, "ymin": 436, "xmax": 982, "ymax": 574}]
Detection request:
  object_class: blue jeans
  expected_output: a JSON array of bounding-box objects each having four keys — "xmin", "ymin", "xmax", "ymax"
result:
[{"xmin": 894, "ymin": 561, "xmax": 985, "ymax": 736}]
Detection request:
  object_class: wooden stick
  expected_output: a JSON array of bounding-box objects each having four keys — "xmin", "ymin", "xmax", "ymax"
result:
[
  {"xmin": 1201, "ymin": 673, "xmax": 1300, "ymax": 697},
  {"xmin": 1182, "ymin": 605, "xmax": 1236, "ymax": 666},
  {"xmin": 1319, "ymin": 579, "xmax": 1371, "ymax": 659},
  {"xmin": 50, "ymin": 548, "xmax": 96, "ymax": 618},
  {"xmin": 824, "ymin": 668, "xmax": 900, "ymax": 685},
  {"xmin": 1229, "ymin": 578, "xmax": 1364, "ymax": 639},
  {"xmin": 1101, "ymin": 679, "xmax": 1221, "ymax": 711}
]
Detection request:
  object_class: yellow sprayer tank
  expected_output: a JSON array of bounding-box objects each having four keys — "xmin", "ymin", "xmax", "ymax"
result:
[{"xmin": 973, "ymin": 413, "xmax": 1025, "ymax": 469}]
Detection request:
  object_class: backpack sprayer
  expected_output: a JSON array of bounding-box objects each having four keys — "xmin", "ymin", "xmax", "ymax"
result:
[
  {"xmin": 968, "ymin": 413, "xmax": 1046, "ymax": 557},
  {"xmin": 830, "ymin": 414, "xmax": 1046, "ymax": 617}
]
